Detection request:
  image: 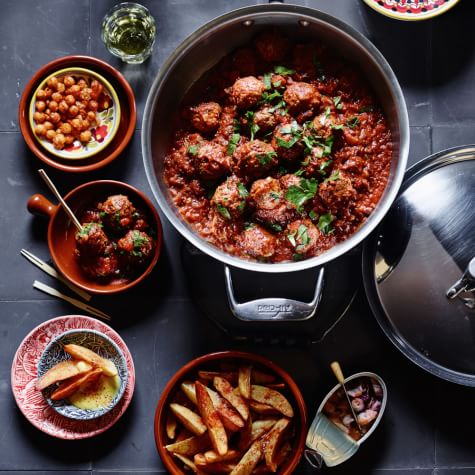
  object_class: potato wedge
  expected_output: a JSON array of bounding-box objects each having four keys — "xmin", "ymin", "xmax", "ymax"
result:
[
  {"xmin": 230, "ymin": 439, "xmax": 263, "ymax": 475},
  {"xmin": 195, "ymin": 461, "xmax": 237, "ymax": 473},
  {"xmin": 203, "ymin": 449, "xmax": 241, "ymax": 464},
  {"xmin": 238, "ymin": 414, "xmax": 253, "ymax": 451},
  {"xmin": 238, "ymin": 365, "xmax": 252, "ymax": 399},
  {"xmin": 50, "ymin": 368, "xmax": 103, "ymax": 400},
  {"xmin": 173, "ymin": 453, "xmax": 207, "ymax": 474},
  {"xmin": 64, "ymin": 344, "xmax": 117, "ymax": 377},
  {"xmin": 176, "ymin": 429, "xmax": 194, "ymax": 443},
  {"xmin": 36, "ymin": 360, "xmax": 92, "ymax": 391},
  {"xmin": 251, "ymin": 385, "xmax": 293, "ymax": 418},
  {"xmin": 262, "ymin": 418, "xmax": 291, "ymax": 472},
  {"xmin": 169, "ymin": 403, "xmax": 207, "ymax": 436},
  {"xmin": 166, "ymin": 411, "xmax": 177, "ymax": 439},
  {"xmin": 199, "ymin": 371, "xmax": 238, "ymax": 384},
  {"xmin": 165, "ymin": 433, "xmax": 211, "ymax": 456},
  {"xmin": 250, "ymin": 419, "xmax": 278, "ymax": 443},
  {"xmin": 214, "ymin": 376, "xmax": 249, "ymax": 421},
  {"xmin": 182, "ymin": 381, "xmax": 244, "ymax": 432},
  {"xmin": 249, "ymin": 400, "xmax": 280, "ymax": 416},
  {"xmin": 252, "ymin": 442, "xmax": 291, "ymax": 474},
  {"xmin": 195, "ymin": 381, "xmax": 228, "ymax": 456}
]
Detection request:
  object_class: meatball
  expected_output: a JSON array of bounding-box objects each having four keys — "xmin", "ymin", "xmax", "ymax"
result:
[
  {"xmin": 211, "ymin": 175, "xmax": 248, "ymax": 219},
  {"xmin": 82, "ymin": 254, "xmax": 119, "ymax": 279},
  {"xmin": 312, "ymin": 112, "xmax": 341, "ymax": 140},
  {"xmin": 283, "ymin": 82, "xmax": 320, "ymax": 112},
  {"xmin": 254, "ymin": 106, "xmax": 278, "ymax": 132},
  {"xmin": 215, "ymin": 105, "xmax": 238, "ymax": 146},
  {"xmin": 241, "ymin": 224, "xmax": 277, "ymax": 259},
  {"xmin": 99, "ymin": 195, "xmax": 136, "ymax": 232},
  {"xmin": 195, "ymin": 141, "xmax": 230, "ymax": 180},
  {"xmin": 132, "ymin": 209, "xmax": 150, "ymax": 231},
  {"xmin": 228, "ymin": 76, "xmax": 266, "ymax": 109},
  {"xmin": 286, "ymin": 219, "xmax": 320, "ymax": 255},
  {"xmin": 232, "ymin": 48, "xmax": 258, "ymax": 76},
  {"xmin": 249, "ymin": 177, "xmax": 295, "ymax": 228},
  {"xmin": 318, "ymin": 170, "xmax": 357, "ymax": 208},
  {"xmin": 271, "ymin": 123, "xmax": 304, "ymax": 161},
  {"xmin": 234, "ymin": 140, "xmax": 278, "ymax": 177},
  {"xmin": 75, "ymin": 222, "xmax": 110, "ymax": 257},
  {"xmin": 117, "ymin": 230, "xmax": 154, "ymax": 267},
  {"xmin": 255, "ymin": 30, "xmax": 289, "ymax": 63},
  {"xmin": 190, "ymin": 102, "xmax": 222, "ymax": 133}
]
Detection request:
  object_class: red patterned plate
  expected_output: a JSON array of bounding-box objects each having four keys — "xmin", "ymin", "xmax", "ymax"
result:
[
  {"xmin": 362, "ymin": 0, "xmax": 460, "ymax": 21},
  {"xmin": 11, "ymin": 315, "xmax": 135, "ymax": 439}
]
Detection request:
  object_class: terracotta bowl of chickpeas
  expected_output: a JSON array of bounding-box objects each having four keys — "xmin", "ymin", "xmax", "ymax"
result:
[{"xmin": 29, "ymin": 67, "xmax": 121, "ymax": 160}]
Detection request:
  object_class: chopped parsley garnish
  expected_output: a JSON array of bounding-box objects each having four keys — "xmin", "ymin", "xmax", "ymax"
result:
[
  {"xmin": 276, "ymin": 136, "xmax": 299, "ymax": 149},
  {"xmin": 188, "ymin": 145, "xmax": 199, "ymax": 156},
  {"xmin": 269, "ymin": 191, "xmax": 281, "ymax": 200},
  {"xmin": 227, "ymin": 133, "xmax": 240, "ymax": 155},
  {"xmin": 216, "ymin": 204, "xmax": 231, "ymax": 220},
  {"xmin": 269, "ymin": 100, "xmax": 286, "ymax": 113},
  {"xmin": 333, "ymin": 96, "xmax": 343, "ymax": 110},
  {"xmin": 305, "ymin": 135, "xmax": 334, "ymax": 158},
  {"xmin": 260, "ymin": 90, "xmax": 282, "ymax": 104},
  {"xmin": 99, "ymin": 211, "xmax": 107, "ymax": 219},
  {"xmin": 233, "ymin": 118, "xmax": 241, "ymax": 133},
  {"xmin": 244, "ymin": 110, "xmax": 254, "ymax": 122},
  {"xmin": 237, "ymin": 182, "xmax": 249, "ymax": 199},
  {"xmin": 274, "ymin": 65, "xmax": 295, "ymax": 76},
  {"xmin": 309, "ymin": 210, "xmax": 318, "ymax": 221},
  {"xmin": 285, "ymin": 178, "xmax": 318, "ymax": 212},
  {"xmin": 292, "ymin": 253, "xmax": 304, "ymax": 261},
  {"xmin": 346, "ymin": 116, "xmax": 360, "ymax": 129},
  {"xmin": 250, "ymin": 123, "xmax": 260, "ymax": 141},
  {"xmin": 263, "ymin": 73, "xmax": 272, "ymax": 90},
  {"xmin": 319, "ymin": 159, "xmax": 333, "ymax": 174},
  {"xmin": 327, "ymin": 170, "xmax": 340, "ymax": 182},
  {"xmin": 324, "ymin": 106, "xmax": 331, "ymax": 118},
  {"xmin": 359, "ymin": 105, "xmax": 374, "ymax": 113},
  {"xmin": 331, "ymin": 123, "xmax": 344, "ymax": 131},
  {"xmin": 295, "ymin": 168, "xmax": 305, "ymax": 177},
  {"xmin": 276, "ymin": 122, "xmax": 302, "ymax": 149},
  {"xmin": 244, "ymin": 223, "xmax": 254, "ymax": 231},
  {"xmin": 131, "ymin": 230, "xmax": 149, "ymax": 250},
  {"xmin": 268, "ymin": 223, "xmax": 282, "ymax": 233},
  {"xmin": 287, "ymin": 233, "xmax": 296, "ymax": 247},
  {"xmin": 77, "ymin": 222, "xmax": 97, "ymax": 238},
  {"xmin": 257, "ymin": 151, "xmax": 277, "ymax": 166},
  {"xmin": 237, "ymin": 201, "xmax": 246, "ymax": 212},
  {"xmin": 114, "ymin": 210, "xmax": 122, "ymax": 226},
  {"xmin": 318, "ymin": 212, "xmax": 335, "ymax": 234},
  {"xmin": 273, "ymin": 80, "xmax": 282, "ymax": 88}
]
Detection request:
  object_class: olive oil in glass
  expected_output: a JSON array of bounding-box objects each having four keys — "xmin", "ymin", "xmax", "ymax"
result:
[{"xmin": 102, "ymin": 3, "xmax": 156, "ymax": 64}]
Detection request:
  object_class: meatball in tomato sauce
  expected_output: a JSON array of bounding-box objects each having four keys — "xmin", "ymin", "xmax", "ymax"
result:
[
  {"xmin": 99, "ymin": 195, "xmax": 136, "ymax": 232},
  {"xmin": 228, "ymin": 76, "xmax": 266, "ymax": 109},
  {"xmin": 190, "ymin": 102, "xmax": 222, "ymax": 133}
]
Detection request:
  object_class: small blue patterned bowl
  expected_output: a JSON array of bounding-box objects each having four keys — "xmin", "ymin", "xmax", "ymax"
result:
[{"xmin": 37, "ymin": 329, "xmax": 128, "ymax": 420}]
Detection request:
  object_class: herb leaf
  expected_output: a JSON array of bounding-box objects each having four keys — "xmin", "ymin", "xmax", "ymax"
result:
[
  {"xmin": 318, "ymin": 212, "xmax": 335, "ymax": 234},
  {"xmin": 216, "ymin": 204, "xmax": 231, "ymax": 220},
  {"xmin": 188, "ymin": 145, "xmax": 199, "ymax": 156},
  {"xmin": 257, "ymin": 151, "xmax": 277, "ymax": 166},
  {"xmin": 274, "ymin": 65, "xmax": 295, "ymax": 76},
  {"xmin": 333, "ymin": 96, "xmax": 343, "ymax": 110},
  {"xmin": 285, "ymin": 178, "xmax": 318, "ymax": 212},
  {"xmin": 263, "ymin": 73, "xmax": 272, "ymax": 90},
  {"xmin": 237, "ymin": 182, "xmax": 249, "ymax": 199},
  {"xmin": 260, "ymin": 90, "xmax": 282, "ymax": 104},
  {"xmin": 327, "ymin": 170, "xmax": 340, "ymax": 182},
  {"xmin": 227, "ymin": 133, "xmax": 240, "ymax": 155},
  {"xmin": 250, "ymin": 123, "xmax": 260, "ymax": 141},
  {"xmin": 346, "ymin": 116, "xmax": 360, "ymax": 129}
]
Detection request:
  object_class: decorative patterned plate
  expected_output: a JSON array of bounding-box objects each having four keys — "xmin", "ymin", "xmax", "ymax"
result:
[
  {"xmin": 29, "ymin": 67, "xmax": 121, "ymax": 160},
  {"xmin": 362, "ymin": 0, "xmax": 460, "ymax": 21},
  {"xmin": 11, "ymin": 315, "xmax": 135, "ymax": 439},
  {"xmin": 37, "ymin": 329, "xmax": 128, "ymax": 420}
]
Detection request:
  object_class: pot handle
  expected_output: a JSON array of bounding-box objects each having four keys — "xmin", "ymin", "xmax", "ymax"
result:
[
  {"xmin": 224, "ymin": 265, "xmax": 325, "ymax": 322},
  {"xmin": 27, "ymin": 194, "xmax": 57, "ymax": 219}
]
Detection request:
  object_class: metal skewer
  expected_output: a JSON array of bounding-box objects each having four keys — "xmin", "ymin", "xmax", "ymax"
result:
[
  {"xmin": 38, "ymin": 169, "xmax": 82, "ymax": 231},
  {"xmin": 330, "ymin": 361, "xmax": 363, "ymax": 433}
]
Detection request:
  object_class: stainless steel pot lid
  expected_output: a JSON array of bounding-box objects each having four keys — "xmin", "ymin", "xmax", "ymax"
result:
[{"xmin": 363, "ymin": 145, "xmax": 475, "ymax": 386}]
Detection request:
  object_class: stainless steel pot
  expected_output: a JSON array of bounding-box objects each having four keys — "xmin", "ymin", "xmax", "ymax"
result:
[{"xmin": 142, "ymin": 2, "xmax": 409, "ymax": 276}]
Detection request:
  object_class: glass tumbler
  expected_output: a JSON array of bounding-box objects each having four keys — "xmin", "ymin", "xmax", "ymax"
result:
[{"xmin": 101, "ymin": 2, "xmax": 157, "ymax": 64}]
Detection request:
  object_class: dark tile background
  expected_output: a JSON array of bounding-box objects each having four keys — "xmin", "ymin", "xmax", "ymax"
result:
[{"xmin": 1, "ymin": 0, "xmax": 474, "ymax": 474}]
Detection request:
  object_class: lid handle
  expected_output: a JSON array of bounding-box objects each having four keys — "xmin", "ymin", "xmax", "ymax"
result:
[
  {"xmin": 304, "ymin": 449, "xmax": 323, "ymax": 469},
  {"xmin": 446, "ymin": 257, "xmax": 475, "ymax": 299}
]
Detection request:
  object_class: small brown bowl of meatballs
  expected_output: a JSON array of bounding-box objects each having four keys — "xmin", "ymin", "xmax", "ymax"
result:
[{"xmin": 27, "ymin": 180, "xmax": 163, "ymax": 294}]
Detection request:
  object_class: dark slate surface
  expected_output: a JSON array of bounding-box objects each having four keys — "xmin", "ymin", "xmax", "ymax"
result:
[{"xmin": 1, "ymin": 0, "xmax": 474, "ymax": 474}]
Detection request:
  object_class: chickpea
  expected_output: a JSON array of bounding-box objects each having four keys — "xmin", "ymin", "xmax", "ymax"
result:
[
  {"xmin": 80, "ymin": 130, "xmax": 92, "ymax": 143},
  {"xmin": 35, "ymin": 124, "xmax": 47, "ymax": 136},
  {"xmin": 53, "ymin": 133, "xmax": 66, "ymax": 150},
  {"xmin": 79, "ymin": 88, "xmax": 92, "ymax": 101},
  {"xmin": 56, "ymin": 82, "xmax": 66, "ymax": 93},
  {"xmin": 49, "ymin": 100, "xmax": 58, "ymax": 112},
  {"xmin": 35, "ymin": 101, "xmax": 46, "ymax": 112},
  {"xmin": 90, "ymin": 79, "xmax": 103, "ymax": 100},
  {"xmin": 68, "ymin": 105, "xmax": 79, "ymax": 117},
  {"xmin": 43, "ymin": 121, "xmax": 54, "ymax": 131},
  {"xmin": 81, "ymin": 119, "xmax": 90, "ymax": 131},
  {"xmin": 46, "ymin": 129, "xmax": 56, "ymax": 140},
  {"xmin": 71, "ymin": 118, "xmax": 82, "ymax": 130},
  {"xmin": 33, "ymin": 111, "xmax": 46, "ymax": 123},
  {"xmin": 77, "ymin": 78, "xmax": 87, "ymax": 87},
  {"xmin": 45, "ymin": 108, "xmax": 51, "ymax": 116},
  {"xmin": 88, "ymin": 100, "xmax": 98, "ymax": 111},
  {"xmin": 87, "ymin": 110, "xmax": 96, "ymax": 123},
  {"xmin": 43, "ymin": 87, "xmax": 53, "ymax": 99},
  {"xmin": 59, "ymin": 122, "xmax": 72, "ymax": 134},
  {"xmin": 65, "ymin": 134, "xmax": 74, "ymax": 145},
  {"xmin": 70, "ymin": 84, "xmax": 81, "ymax": 97},
  {"xmin": 64, "ymin": 76, "xmax": 75, "ymax": 87},
  {"xmin": 58, "ymin": 100, "xmax": 69, "ymax": 113},
  {"xmin": 50, "ymin": 112, "xmax": 61, "ymax": 124},
  {"xmin": 46, "ymin": 76, "xmax": 58, "ymax": 89},
  {"xmin": 36, "ymin": 89, "xmax": 46, "ymax": 100},
  {"xmin": 65, "ymin": 94, "xmax": 75, "ymax": 106},
  {"xmin": 51, "ymin": 92, "xmax": 62, "ymax": 102}
]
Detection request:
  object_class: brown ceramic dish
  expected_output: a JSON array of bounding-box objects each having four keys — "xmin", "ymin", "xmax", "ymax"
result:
[
  {"xmin": 19, "ymin": 56, "xmax": 136, "ymax": 173},
  {"xmin": 27, "ymin": 180, "xmax": 162, "ymax": 294},
  {"xmin": 154, "ymin": 351, "xmax": 308, "ymax": 475}
]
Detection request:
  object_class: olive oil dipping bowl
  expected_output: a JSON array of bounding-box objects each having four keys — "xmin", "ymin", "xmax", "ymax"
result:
[{"xmin": 37, "ymin": 329, "xmax": 128, "ymax": 420}]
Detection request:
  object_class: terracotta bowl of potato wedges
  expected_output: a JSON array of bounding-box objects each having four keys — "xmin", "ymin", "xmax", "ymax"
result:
[{"xmin": 154, "ymin": 351, "xmax": 308, "ymax": 475}]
